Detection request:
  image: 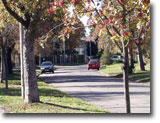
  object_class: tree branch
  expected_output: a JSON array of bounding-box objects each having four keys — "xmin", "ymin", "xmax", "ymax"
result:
[
  {"xmin": 1, "ymin": 0, "xmax": 28, "ymax": 28},
  {"xmin": 78, "ymin": 9, "xmax": 96, "ymax": 14},
  {"xmin": 126, "ymin": 5, "xmax": 137, "ymax": 15},
  {"xmin": 115, "ymin": 40, "xmax": 123, "ymax": 53}
]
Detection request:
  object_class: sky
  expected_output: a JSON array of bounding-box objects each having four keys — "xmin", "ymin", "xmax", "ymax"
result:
[
  {"xmin": 80, "ymin": 0, "xmax": 104, "ymax": 36},
  {"xmin": 80, "ymin": 15, "xmax": 91, "ymax": 36}
]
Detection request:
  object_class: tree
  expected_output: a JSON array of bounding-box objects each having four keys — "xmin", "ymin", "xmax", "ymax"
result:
[
  {"xmin": 0, "ymin": 5, "xmax": 18, "ymax": 88},
  {"xmin": 1, "ymin": 0, "xmax": 58, "ymax": 103},
  {"xmin": 65, "ymin": 23, "xmax": 85, "ymax": 52},
  {"xmin": 47, "ymin": 0, "xmax": 150, "ymax": 113},
  {"xmin": 127, "ymin": 0, "xmax": 150, "ymax": 71},
  {"xmin": 34, "ymin": 13, "xmax": 72, "ymax": 65},
  {"xmin": 100, "ymin": 48, "xmax": 113, "ymax": 65},
  {"xmin": 0, "ymin": 23, "xmax": 18, "ymax": 88},
  {"xmin": 86, "ymin": 41, "xmax": 98, "ymax": 57}
]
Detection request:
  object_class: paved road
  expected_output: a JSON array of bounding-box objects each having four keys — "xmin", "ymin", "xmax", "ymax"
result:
[{"xmin": 39, "ymin": 65, "xmax": 150, "ymax": 113}]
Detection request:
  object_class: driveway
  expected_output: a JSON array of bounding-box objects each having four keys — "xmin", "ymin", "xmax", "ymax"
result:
[{"xmin": 39, "ymin": 65, "xmax": 150, "ymax": 113}]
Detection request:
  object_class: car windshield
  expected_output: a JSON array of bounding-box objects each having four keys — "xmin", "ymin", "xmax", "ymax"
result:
[{"xmin": 41, "ymin": 62, "xmax": 52, "ymax": 66}]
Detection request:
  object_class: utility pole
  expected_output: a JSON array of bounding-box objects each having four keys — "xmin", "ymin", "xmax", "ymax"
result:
[
  {"xmin": 63, "ymin": 41, "xmax": 66, "ymax": 64},
  {"xmin": 19, "ymin": 23, "xmax": 25, "ymax": 99},
  {"xmin": 90, "ymin": 40, "xmax": 92, "ymax": 58},
  {"xmin": 39, "ymin": 52, "xmax": 41, "ymax": 67}
]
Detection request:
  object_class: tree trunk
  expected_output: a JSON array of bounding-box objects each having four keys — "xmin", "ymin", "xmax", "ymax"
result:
[
  {"xmin": 128, "ymin": 47, "xmax": 134, "ymax": 74},
  {"xmin": 121, "ymin": 8, "xmax": 131, "ymax": 113},
  {"xmin": 23, "ymin": 27, "xmax": 39, "ymax": 103},
  {"xmin": 136, "ymin": 43, "xmax": 145, "ymax": 71},
  {"xmin": 2, "ymin": 47, "xmax": 8, "ymax": 89},
  {"xmin": 123, "ymin": 45, "xmax": 131, "ymax": 113},
  {"xmin": 0, "ymin": 48, "xmax": 3, "ymax": 83},
  {"xmin": 1, "ymin": 0, "xmax": 40, "ymax": 103},
  {"xmin": 7, "ymin": 48, "xmax": 13, "ymax": 74}
]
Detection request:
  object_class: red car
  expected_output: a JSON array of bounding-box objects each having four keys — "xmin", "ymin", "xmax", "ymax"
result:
[{"xmin": 88, "ymin": 59, "xmax": 100, "ymax": 70}]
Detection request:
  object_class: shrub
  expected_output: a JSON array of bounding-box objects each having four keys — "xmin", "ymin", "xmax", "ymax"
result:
[
  {"xmin": 100, "ymin": 49, "xmax": 113, "ymax": 65},
  {"xmin": 113, "ymin": 59, "xmax": 123, "ymax": 64}
]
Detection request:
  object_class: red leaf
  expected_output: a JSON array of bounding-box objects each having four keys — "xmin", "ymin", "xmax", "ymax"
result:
[
  {"xmin": 122, "ymin": 32, "xmax": 128, "ymax": 37},
  {"xmin": 61, "ymin": 0, "xmax": 65, "ymax": 4},
  {"xmin": 122, "ymin": 25, "xmax": 126, "ymax": 29},
  {"xmin": 87, "ymin": 0, "xmax": 90, "ymax": 4},
  {"xmin": 104, "ymin": 19, "xmax": 109, "ymax": 24},
  {"xmin": 72, "ymin": 0, "xmax": 78, "ymax": 5},
  {"xmin": 51, "ymin": 2, "xmax": 55, "ymax": 6},
  {"xmin": 99, "ymin": 10, "xmax": 103, "ymax": 15},
  {"xmin": 47, "ymin": 8, "xmax": 54, "ymax": 14},
  {"xmin": 138, "ymin": 13, "xmax": 143, "ymax": 18},
  {"xmin": 141, "ymin": 28, "xmax": 145, "ymax": 34},
  {"xmin": 119, "ymin": 0, "xmax": 125, "ymax": 5}
]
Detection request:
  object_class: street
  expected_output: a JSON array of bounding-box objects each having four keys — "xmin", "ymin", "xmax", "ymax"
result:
[{"xmin": 39, "ymin": 65, "xmax": 150, "ymax": 113}]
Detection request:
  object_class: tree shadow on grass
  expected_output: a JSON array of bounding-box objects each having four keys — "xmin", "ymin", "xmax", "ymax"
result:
[
  {"xmin": 39, "ymin": 101, "xmax": 108, "ymax": 113},
  {"xmin": 115, "ymin": 71, "xmax": 150, "ymax": 83},
  {"xmin": 0, "ymin": 87, "xmax": 107, "ymax": 113},
  {"xmin": 0, "ymin": 86, "xmax": 69, "ymax": 98},
  {"xmin": 38, "ymin": 87, "xmax": 70, "ymax": 97},
  {"xmin": 129, "ymin": 72, "xmax": 150, "ymax": 83},
  {"xmin": 0, "ymin": 87, "xmax": 21, "ymax": 96},
  {"xmin": 8, "ymin": 72, "xmax": 21, "ymax": 81}
]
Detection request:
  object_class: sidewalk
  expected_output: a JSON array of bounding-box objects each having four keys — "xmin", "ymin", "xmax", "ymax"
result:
[{"xmin": 0, "ymin": 104, "xmax": 5, "ymax": 113}]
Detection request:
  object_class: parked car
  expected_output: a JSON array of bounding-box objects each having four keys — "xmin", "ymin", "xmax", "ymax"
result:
[
  {"xmin": 88, "ymin": 59, "xmax": 100, "ymax": 70},
  {"xmin": 112, "ymin": 55, "xmax": 121, "ymax": 61},
  {"xmin": 40, "ymin": 61, "xmax": 54, "ymax": 74}
]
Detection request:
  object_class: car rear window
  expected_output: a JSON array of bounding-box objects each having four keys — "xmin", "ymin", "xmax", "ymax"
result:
[{"xmin": 89, "ymin": 60, "xmax": 99, "ymax": 64}]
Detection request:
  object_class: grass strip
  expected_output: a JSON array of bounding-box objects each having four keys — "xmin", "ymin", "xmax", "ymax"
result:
[
  {"xmin": 100, "ymin": 63, "xmax": 150, "ymax": 83},
  {"xmin": 0, "ymin": 72, "xmax": 109, "ymax": 113}
]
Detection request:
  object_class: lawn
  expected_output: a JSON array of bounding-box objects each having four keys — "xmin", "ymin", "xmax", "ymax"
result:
[
  {"xmin": 0, "ymin": 72, "xmax": 109, "ymax": 113},
  {"xmin": 100, "ymin": 63, "xmax": 150, "ymax": 83}
]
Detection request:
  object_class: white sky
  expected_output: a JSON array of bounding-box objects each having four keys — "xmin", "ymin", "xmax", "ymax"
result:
[
  {"xmin": 80, "ymin": 15, "xmax": 91, "ymax": 36},
  {"xmin": 80, "ymin": 0, "xmax": 103, "ymax": 36}
]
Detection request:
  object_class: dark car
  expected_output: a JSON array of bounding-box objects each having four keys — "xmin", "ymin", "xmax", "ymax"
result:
[
  {"xmin": 40, "ymin": 61, "xmax": 54, "ymax": 74},
  {"xmin": 112, "ymin": 55, "xmax": 121, "ymax": 61},
  {"xmin": 88, "ymin": 59, "xmax": 100, "ymax": 70}
]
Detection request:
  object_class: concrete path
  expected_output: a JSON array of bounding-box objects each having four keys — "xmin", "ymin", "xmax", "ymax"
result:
[
  {"xmin": 39, "ymin": 65, "xmax": 150, "ymax": 113},
  {"xmin": 0, "ymin": 104, "xmax": 5, "ymax": 113}
]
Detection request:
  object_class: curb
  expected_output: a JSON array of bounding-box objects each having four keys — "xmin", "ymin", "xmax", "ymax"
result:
[{"xmin": 98, "ymin": 70, "xmax": 150, "ymax": 85}]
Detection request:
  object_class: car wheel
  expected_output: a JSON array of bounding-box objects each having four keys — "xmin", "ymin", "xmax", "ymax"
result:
[
  {"xmin": 51, "ymin": 70, "xmax": 54, "ymax": 73},
  {"xmin": 97, "ymin": 68, "xmax": 99, "ymax": 70},
  {"xmin": 88, "ymin": 68, "xmax": 89, "ymax": 70}
]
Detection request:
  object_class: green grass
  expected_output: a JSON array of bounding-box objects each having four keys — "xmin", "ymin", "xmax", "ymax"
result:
[
  {"xmin": 36, "ymin": 69, "xmax": 41, "ymax": 75},
  {"xmin": 100, "ymin": 63, "xmax": 150, "ymax": 83},
  {"xmin": 0, "ymin": 72, "xmax": 109, "ymax": 113},
  {"xmin": 100, "ymin": 63, "xmax": 123, "ymax": 76}
]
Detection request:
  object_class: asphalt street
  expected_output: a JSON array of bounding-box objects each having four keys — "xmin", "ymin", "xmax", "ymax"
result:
[{"xmin": 39, "ymin": 65, "xmax": 150, "ymax": 113}]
